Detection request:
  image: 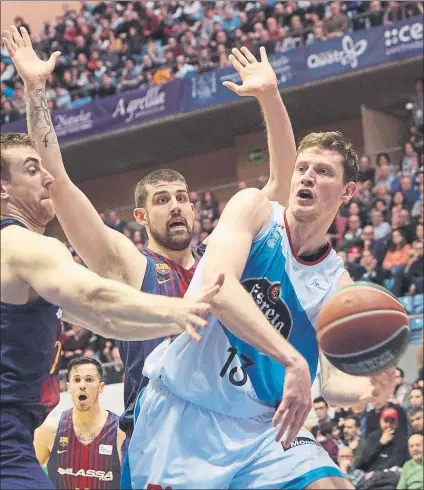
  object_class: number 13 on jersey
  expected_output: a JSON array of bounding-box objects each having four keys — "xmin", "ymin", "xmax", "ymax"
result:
[{"xmin": 220, "ymin": 347, "xmax": 255, "ymax": 387}]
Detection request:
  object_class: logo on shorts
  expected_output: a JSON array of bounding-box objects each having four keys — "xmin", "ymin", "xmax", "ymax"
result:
[
  {"xmin": 59, "ymin": 436, "xmax": 68, "ymax": 447},
  {"xmin": 282, "ymin": 436, "xmax": 319, "ymax": 451}
]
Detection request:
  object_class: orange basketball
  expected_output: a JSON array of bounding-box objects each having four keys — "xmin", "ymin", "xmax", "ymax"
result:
[{"xmin": 316, "ymin": 282, "xmax": 410, "ymax": 376}]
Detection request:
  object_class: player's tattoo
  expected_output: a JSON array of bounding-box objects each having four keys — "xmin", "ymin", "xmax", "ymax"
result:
[
  {"xmin": 76, "ymin": 431, "xmax": 96, "ymax": 444},
  {"xmin": 27, "ymin": 88, "xmax": 56, "ymax": 148}
]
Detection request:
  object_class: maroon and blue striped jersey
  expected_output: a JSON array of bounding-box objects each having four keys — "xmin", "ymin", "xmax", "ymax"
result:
[
  {"xmin": 47, "ymin": 409, "xmax": 121, "ymax": 489},
  {"xmin": 118, "ymin": 247, "xmax": 201, "ymax": 437}
]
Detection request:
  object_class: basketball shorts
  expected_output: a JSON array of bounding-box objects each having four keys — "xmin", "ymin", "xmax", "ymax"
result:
[
  {"xmin": 124, "ymin": 379, "xmax": 346, "ymax": 489},
  {"xmin": 0, "ymin": 408, "xmax": 54, "ymax": 489}
]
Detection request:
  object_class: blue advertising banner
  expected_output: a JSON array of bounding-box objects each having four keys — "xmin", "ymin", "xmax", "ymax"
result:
[
  {"xmin": 2, "ymin": 80, "xmax": 182, "ymax": 144},
  {"xmin": 182, "ymin": 16, "xmax": 423, "ymax": 112}
]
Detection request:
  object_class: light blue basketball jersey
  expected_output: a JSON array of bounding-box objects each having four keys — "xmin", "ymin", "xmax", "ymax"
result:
[{"xmin": 142, "ymin": 202, "xmax": 346, "ymax": 419}]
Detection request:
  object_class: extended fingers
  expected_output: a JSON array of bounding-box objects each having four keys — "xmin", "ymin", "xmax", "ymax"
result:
[
  {"xmin": 231, "ymin": 47, "xmax": 249, "ymax": 67},
  {"xmin": 10, "ymin": 25, "xmax": 24, "ymax": 48},
  {"xmin": 240, "ymin": 46, "xmax": 257, "ymax": 63},
  {"xmin": 228, "ymin": 54, "xmax": 244, "ymax": 73},
  {"xmin": 3, "ymin": 30, "xmax": 17, "ymax": 53},
  {"xmin": 20, "ymin": 26, "xmax": 32, "ymax": 47}
]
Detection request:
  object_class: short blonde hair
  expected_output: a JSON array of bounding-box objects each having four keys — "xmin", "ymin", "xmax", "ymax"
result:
[
  {"xmin": 297, "ymin": 131, "xmax": 359, "ymax": 183},
  {"xmin": 1, "ymin": 132, "xmax": 36, "ymax": 181}
]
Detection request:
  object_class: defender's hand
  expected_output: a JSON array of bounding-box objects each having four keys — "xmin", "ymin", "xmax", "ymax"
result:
[
  {"xmin": 3, "ymin": 25, "xmax": 60, "ymax": 89},
  {"xmin": 177, "ymin": 273, "xmax": 225, "ymax": 342},
  {"xmin": 223, "ymin": 46, "xmax": 278, "ymax": 98}
]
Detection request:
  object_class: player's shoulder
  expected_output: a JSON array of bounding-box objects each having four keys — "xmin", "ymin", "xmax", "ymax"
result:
[
  {"xmin": 35, "ymin": 416, "xmax": 60, "ymax": 440},
  {"xmin": 4, "ymin": 228, "xmax": 68, "ymax": 265},
  {"xmin": 223, "ymin": 188, "xmax": 272, "ymax": 223}
]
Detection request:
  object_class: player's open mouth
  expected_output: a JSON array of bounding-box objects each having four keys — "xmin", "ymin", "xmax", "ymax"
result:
[
  {"xmin": 168, "ymin": 218, "xmax": 187, "ymax": 230},
  {"xmin": 78, "ymin": 394, "xmax": 87, "ymax": 402},
  {"xmin": 296, "ymin": 189, "xmax": 314, "ymax": 203}
]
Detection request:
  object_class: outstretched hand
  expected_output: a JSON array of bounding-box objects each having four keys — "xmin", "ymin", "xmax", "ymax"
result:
[
  {"xmin": 222, "ymin": 46, "xmax": 278, "ymax": 98},
  {"xmin": 180, "ymin": 273, "xmax": 225, "ymax": 342},
  {"xmin": 3, "ymin": 25, "xmax": 60, "ymax": 89}
]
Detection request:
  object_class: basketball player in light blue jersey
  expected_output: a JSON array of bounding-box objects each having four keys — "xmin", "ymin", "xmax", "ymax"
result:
[{"xmin": 126, "ymin": 47, "xmax": 396, "ymax": 489}]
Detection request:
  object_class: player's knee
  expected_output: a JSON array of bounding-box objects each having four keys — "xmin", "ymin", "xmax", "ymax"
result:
[{"xmin": 305, "ymin": 476, "xmax": 354, "ymax": 489}]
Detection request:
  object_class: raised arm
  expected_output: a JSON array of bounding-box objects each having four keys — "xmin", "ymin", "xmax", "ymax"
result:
[
  {"xmin": 4, "ymin": 226, "xmax": 220, "ymax": 341},
  {"xmin": 223, "ymin": 46, "xmax": 296, "ymax": 206},
  {"xmin": 3, "ymin": 26, "xmax": 144, "ymax": 287},
  {"xmin": 320, "ymin": 272, "xmax": 397, "ymax": 406},
  {"xmin": 202, "ymin": 188, "xmax": 312, "ymax": 445}
]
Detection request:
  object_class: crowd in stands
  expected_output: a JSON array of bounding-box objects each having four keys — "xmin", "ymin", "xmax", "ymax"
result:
[
  {"xmin": 2, "ymin": 0, "xmax": 423, "ymax": 121},
  {"xmin": 310, "ymin": 364, "xmax": 424, "ymax": 489}
]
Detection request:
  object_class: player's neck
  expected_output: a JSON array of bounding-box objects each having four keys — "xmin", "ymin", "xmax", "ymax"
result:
[
  {"xmin": 72, "ymin": 405, "xmax": 105, "ymax": 429},
  {"xmin": 285, "ymin": 208, "xmax": 329, "ymax": 256},
  {"xmin": 0, "ymin": 206, "xmax": 46, "ymax": 235},
  {"xmin": 148, "ymin": 241, "xmax": 195, "ymax": 269}
]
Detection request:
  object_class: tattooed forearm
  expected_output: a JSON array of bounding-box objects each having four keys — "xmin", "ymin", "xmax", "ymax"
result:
[{"xmin": 26, "ymin": 87, "xmax": 56, "ymax": 148}]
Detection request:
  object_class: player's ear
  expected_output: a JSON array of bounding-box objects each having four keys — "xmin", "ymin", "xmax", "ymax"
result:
[
  {"xmin": 66, "ymin": 382, "xmax": 70, "ymax": 392},
  {"xmin": 133, "ymin": 207, "xmax": 148, "ymax": 226},
  {"xmin": 99, "ymin": 381, "xmax": 105, "ymax": 393},
  {"xmin": 1, "ymin": 179, "xmax": 10, "ymax": 200},
  {"xmin": 341, "ymin": 182, "xmax": 356, "ymax": 204}
]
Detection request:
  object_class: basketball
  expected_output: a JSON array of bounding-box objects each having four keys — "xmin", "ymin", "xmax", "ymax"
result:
[{"xmin": 316, "ymin": 283, "xmax": 410, "ymax": 376}]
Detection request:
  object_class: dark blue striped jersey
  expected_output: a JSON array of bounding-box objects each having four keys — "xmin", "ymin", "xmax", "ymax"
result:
[
  {"xmin": 47, "ymin": 409, "xmax": 121, "ymax": 489},
  {"xmin": 0, "ymin": 218, "xmax": 61, "ymax": 428},
  {"xmin": 118, "ymin": 247, "xmax": 201, "ymax": 436}
]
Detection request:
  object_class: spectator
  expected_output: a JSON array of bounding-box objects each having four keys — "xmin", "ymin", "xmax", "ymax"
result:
[
  {"xmin": 355, "ymin": 407, "xmax": 409, "ymax": 472},
  {"xmin": 400, "ymin": 176, "xmax": 421, "ymax": 207},
  {"xmin": 394, "ymin": 209, "xmax": 415, "ymax": 244},
  {"xmin": 312, "ymin": 396, "xmax": 332, "ymax": 427},
  {"xmin": 319, "ymin": 421, "xmax": 339, "ymax": 463},
  {"xmin": 382, "ymin": 230, "xmax": 412, "ymax": 295},
  {"xmin": 337, "ymin": 446, "xmax": 366, "ymax": 489},
  {"xmin": 400, "ymin": 143, "xmax": 421, "ymax": 175},
  {"xmin": 343, "ymin": 415, "xmax": 362, "ymax": 455},
  {"xmin": 339, "ymin": 215, "xmax": 363, "ymax": 251},
  {"xmin": 107, "ymin": 210, "xmax": 127, "ymax": 232},
  {"xmin": 392, "ymin": 367, "xmax": 412, "ymax": 409},
  {"xmin": 367, "ymin": 0, "xmax": 385, "ymax": 27},
  {"xmin": 324, "ymin": 1, "xmax": 349, "ymax": 38},
  {"xmin": 409, "ymin": 388, "xmax": 424, "ymax": 413},
  {"xmin": 96, "ymin": 73, "xmax": 117, "ymax": 98},
  {"xmin": 366, "ymin": 401, "xmax": 409, "ymax": 439},
  {"xmin": 397, "ymin": 434, "xmax": 423, "ymax": 490},
  {"xmin": 404, "ymin": 240, "xmax": 424, "ymax": 295},
  {"xmin": 409, "ymin": 409, "xmax": 423, "ymax": 435},
  {"xmin": 371, "ymin": 208, "xmax": 392, "ymax": 240},
  {"xmin": 1, "ymin": 99, "xmax": 21, "ymax": 124},
  {"xmin": 361, "ymin": 225, "xmax": 389, "ymax": 265},
  {"xmin": 359, "ymin": 249, "xmax": 386, "ymax": 285},
  {"xmin": 105, "ymin": 347, "xmax": 124, "ymax": 384},
  {"xmin": 60, "ymin": 323, "xmax": 92, "ymax": 369},
  {"xmin": 174, "ymin": 55, "xmax": 196, "ymax": 78},
  {"xmin": 358, "ymin": 154, "xmax": 376, "ymax": 183}
]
